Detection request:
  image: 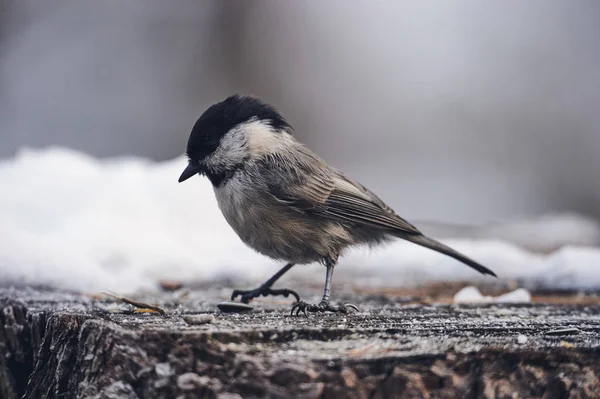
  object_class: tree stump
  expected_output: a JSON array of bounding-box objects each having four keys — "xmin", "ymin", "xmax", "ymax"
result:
[{"xmin": 1, "ymin": 286, "xmax": 599, "ymax": 398}]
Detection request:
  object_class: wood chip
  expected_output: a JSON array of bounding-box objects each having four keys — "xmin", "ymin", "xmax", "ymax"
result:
[
  {"xmin": 158, "ymin": 280, "xmax": 184, "ymax": 292},
  {"xmin": 183, "ymin": 314, "xmax": 215, "ymax": 325}
]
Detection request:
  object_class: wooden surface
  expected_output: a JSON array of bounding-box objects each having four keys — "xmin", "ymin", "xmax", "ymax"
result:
[{"xmin": 1, "ymin": 285, "xmax": 600, "ymax": 398}]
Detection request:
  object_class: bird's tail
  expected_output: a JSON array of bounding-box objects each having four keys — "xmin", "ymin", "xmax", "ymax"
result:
[{"xmin": 398, "ymin": 233, "xmax": 497, "ymax": 277}]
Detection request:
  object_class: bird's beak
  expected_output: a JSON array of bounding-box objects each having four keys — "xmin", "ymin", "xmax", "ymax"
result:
[{"xmin": 178, "ymin": 162, "xmax": 202, "ymax": 183}]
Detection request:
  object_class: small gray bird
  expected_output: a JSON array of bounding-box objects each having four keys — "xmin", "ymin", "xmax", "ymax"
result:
[{"xmin": 178, "ymin": 94, "xmax": 497, "ymax": 316}]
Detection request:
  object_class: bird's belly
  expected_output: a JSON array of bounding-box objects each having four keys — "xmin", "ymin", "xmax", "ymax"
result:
[{"xmin": 214, "ymin": 185, "xmax": 350, "ymax": 263}]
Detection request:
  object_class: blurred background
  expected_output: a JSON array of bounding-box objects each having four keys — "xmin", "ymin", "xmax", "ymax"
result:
[{"xmin": 1, "ymin": 1, "xmax": 600, "ymax": 227}]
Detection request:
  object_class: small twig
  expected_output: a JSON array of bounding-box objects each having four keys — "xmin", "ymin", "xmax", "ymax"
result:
[{"xmin": 102, "ymin": 291, "xmax": 166, "ymax": 315}]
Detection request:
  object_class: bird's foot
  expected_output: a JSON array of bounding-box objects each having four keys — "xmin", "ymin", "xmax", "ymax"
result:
[
  {"xmin": 290, "ymin": 300, "xmax": 359, "ymax": 317},
  {"xmin": 231, "ymin": 286, "xmax": 300, "ymax": 304}
]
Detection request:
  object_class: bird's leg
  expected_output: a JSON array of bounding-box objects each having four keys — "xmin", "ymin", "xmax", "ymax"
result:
[
  {"xmin": 321, "ymin": 259, "xmax": 334, "ymax": 304},
  {"xmin": 291, "ymin": 257, "xmax": 359, "ymax": 317},
  {"xmin": 231, "ymin": 263, "xmax": 300, "ymax": 304}
]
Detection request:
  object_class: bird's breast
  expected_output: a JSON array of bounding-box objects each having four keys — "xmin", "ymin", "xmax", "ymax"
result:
[{"xmin": 213, "ymin": 179, "xmax": 352, "ymax": 263}]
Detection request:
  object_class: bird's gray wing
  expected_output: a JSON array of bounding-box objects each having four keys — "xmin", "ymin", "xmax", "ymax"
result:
[
  {"xmin": 260, "ymin": 149, "xmax": 421, "ymax": 235},
  {"xmin": 323, "ymin": 173, "xmax": 421, "ymax": 234},
  {"xmin": 259, "ymin": 148, "xmax": 497, "ymax": 277}
]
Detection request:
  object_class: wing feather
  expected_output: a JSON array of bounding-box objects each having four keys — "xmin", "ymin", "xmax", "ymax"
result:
[
  {"xmin": 322, "ymin": 187, "xmax": 420, "ymax": 234},
  {"xmin": 259, "ymin": 148, "xmax": 420, "ymax": 235},
  {"xmin": 257, "ymin": 147, "xmax": 496, "ymax": 276}
]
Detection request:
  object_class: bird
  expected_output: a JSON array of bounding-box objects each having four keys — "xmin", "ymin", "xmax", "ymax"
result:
[{"xmin": 178, "ymin": 94, "xmax": 497, "ymax": 316}]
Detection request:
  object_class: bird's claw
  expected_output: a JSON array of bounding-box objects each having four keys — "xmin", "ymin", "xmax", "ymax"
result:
[
  {"xmin": 231, "ymin": 286, "xmax": 300, "ymax": 304},
  {"xmin": 290, "ymin": 300, "xmax": 359, "ymax": 317}
]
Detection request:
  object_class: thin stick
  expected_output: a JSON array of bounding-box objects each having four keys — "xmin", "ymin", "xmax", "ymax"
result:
[{"xmin": 102, "ymin": 291, "xmax": 166, "ymax": 315}]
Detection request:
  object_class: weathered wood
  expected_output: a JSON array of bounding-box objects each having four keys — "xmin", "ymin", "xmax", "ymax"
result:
[
  {"xmin": 1, "ymin": 287, "xmax": 600, "ymax": 398},
  {"xmin": 0, "ymin": 299, "xmax": 31, "ymax": 399}
]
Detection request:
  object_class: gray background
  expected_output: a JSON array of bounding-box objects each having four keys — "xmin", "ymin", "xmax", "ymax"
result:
[{"xmin": 2, "ymin": 0, "xmax": 599, "ymax": 224}]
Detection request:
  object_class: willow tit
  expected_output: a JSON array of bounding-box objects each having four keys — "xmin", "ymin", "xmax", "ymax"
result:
[{"xmin": 178, "ymin": 95, "xmax": 497, "ymax": 316}]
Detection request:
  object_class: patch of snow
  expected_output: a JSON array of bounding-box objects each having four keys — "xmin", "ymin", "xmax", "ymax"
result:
[
  {"xmin": 495, "ymin": 288, "xmax": 532, "ymax": 304},
  {"xmin": 1, "ymin": 147, "xmax": 600, "ymax": 293},
  {"xmin": 453, "ymin": 286, "xmax": 490, "ymax": 303},
  {"xmin": 453, "ymin": 286, "xmax": 532, "ymax": 304}
]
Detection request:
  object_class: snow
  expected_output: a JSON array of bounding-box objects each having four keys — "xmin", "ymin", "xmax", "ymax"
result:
[
  {"xmin": 453, "ymin": 286, "xmax": 490, "ymax": 303},
  {"xmin": 495, "ymin": 288, "xmax": 532, "ymax": 304},
  {"xmin": 1, "ymin": 147, "xmax": 600, "ymax": 293},
  {"xmin": 453, "ymin": 286, "xmax": 532, "ymax": 304}
]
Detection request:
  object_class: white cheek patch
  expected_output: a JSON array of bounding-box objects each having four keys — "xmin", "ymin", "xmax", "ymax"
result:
[
  {"xmin": 204, "ymin": 127, "xmax": 248, "ymax": 169},
  {"xmin": 203, "ymin": 119, "xmax": 294, "ymax": 169},
  {"xmin": 245, "ymin": 120, "xmax": 294, "ymax": 157}
]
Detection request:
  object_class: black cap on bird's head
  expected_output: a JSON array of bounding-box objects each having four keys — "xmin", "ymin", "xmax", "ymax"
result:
[{"xmin": 178, "ymin": 94, "xmax": 290, "ymax": 183}]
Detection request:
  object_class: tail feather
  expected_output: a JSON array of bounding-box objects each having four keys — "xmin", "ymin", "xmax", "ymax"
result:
[{"xmin": 400, "ymin": 234, "xmax": 497, "ymax": 277}]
